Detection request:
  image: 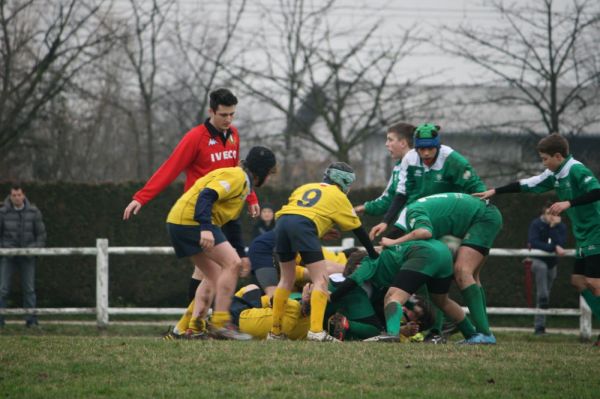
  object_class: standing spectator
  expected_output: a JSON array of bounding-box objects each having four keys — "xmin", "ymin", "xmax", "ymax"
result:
[
  {"xmin": 528, "ymin": 203, "xmax": 567, "ymax": 335},
  {"xmin": 0, "ymin": 184, "xmax": 47, "ymax": 327},
  {"xmin": 251, "ymin": 203, "xmax": 275, "ymax": 239}
]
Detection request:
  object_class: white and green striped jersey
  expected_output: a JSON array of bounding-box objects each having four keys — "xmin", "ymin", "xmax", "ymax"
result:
[
  {"xmin": 395, "ymin": 145, "xmax": 486, "ymax": 204},
  {"xmin": 520, "ymin": 155, "xmax": 600, "ymax": 255},
  {"xmin": 364, "ymin": 161, "xmax": 402, "ymax": 216}
]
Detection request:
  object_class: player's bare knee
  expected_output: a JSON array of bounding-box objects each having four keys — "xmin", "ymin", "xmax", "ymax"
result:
[
  {"xmin": 224, "ymin": 258, "xmax": 242, "ymax": 272},
  {"xmin": 384, "ymin": 288, "xmax": 403, "ymax": 304},
  {"xmin": 570, "ymin": 275, "xmax": 587, "ymax": 291},
  {"xmin": 588, "ymin": 283, "xmax": 600, "ymax": 296}
]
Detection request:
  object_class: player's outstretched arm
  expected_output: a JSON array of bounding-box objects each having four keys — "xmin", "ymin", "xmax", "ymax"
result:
[
  {"xmin": 381, "ymin": 228, "xmax": 431, "ymax": 248},
  {"xmin": 352, "ymin": 226, "xmax": 379, "ymax": 260},
  {"xmin": 369, "ymin": 223, "xmax": 387, "ymax": 240},
  {"xmin": 123, "ymin": 200, "xmax": 142, "ymax": 220},
  {"xmin": 472, "ymin": 189, "xmax": 496, "ymax": 200}
]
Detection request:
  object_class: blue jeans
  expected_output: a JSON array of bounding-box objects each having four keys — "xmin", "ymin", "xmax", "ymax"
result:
[
  {"xmin": 0, "ymin": 256, "xmax": 37, "ymax": 324},
  {"xmin": 531, "ymin": 258, "xmax": 557, "ymax": 330}
]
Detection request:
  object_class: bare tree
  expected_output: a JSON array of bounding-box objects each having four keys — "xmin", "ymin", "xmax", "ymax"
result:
[
  {"xmin": 0, "ymin": 0, "xmax": 116, "ymax": 154},
  {"xmin": 164, "ymin": 0, "xmax": 248, "ymax": 132},
  {"xmin": 219, "ymin": 0, "xmax": 420, "ymax": 184},
  {"xmin": 297, "ymin": 27, "xmax": 415, "ymax": 163},
  {"xmin": 119, "ymin": 0, "xmax": 176, "ymax": 177},
  {"xmin": 442, "ymin": 0, "xmax": 600, "ymax": 136}
]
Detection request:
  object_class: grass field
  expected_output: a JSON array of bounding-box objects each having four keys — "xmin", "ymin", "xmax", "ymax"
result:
[{"xmin": 1, "ymin": 324, "xmax": 599, "ymax": 398}]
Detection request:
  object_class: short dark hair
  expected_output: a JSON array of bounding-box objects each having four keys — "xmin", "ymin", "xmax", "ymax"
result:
[
  {"xmin": 10, "ymin": 183, "xmax": 23, "ymax": 192},
  {"xmin": 387, "ymin": 122, "xmax": 415, "ymax": 147},
  {"xmin": 411, "ymin": 295, "xmax": 435, "ymax": 331},
  {"xmin": 537, "ymin": 133, "xmax": 569, "ymax": 157},
  {"xmin": 209, "ymin": 88, "xmax": 238, "ymax": 111},
  {"xmin": 341, "ymin": 247, "xmax": 359, "ymax": 260}
]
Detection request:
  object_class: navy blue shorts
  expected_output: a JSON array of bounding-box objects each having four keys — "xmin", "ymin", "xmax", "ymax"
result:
[
  {"xmin": 248, "ymin": 230, "xmax": 276, "ymax": 272},
  {"xmin": 275, "ymin": 214, "xmax": 323, "ymax": 263},
  {"xmin": 230, "ymin": 289, "xmax": 263, "ymax": 326},
  {"xmin": 166, "ymin": 223, "xmax": 227, "ymax": 258}
]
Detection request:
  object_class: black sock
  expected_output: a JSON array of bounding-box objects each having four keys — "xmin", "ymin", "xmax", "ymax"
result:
[{"xmin": 188, "ymin": 278, "xmax": 201, "ymax": 302}]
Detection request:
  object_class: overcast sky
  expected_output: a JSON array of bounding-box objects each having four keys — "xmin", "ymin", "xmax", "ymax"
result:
[{"xmin": 158, "ymin": 0, "xmax": 580, "ymax": 85}]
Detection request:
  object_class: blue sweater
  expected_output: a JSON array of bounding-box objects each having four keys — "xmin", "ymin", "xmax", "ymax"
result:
[{"xmin": 527, "ymin": 217, "xmax": 567, "ymax": 268}]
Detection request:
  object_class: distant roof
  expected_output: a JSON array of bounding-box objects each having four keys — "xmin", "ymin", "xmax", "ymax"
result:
[{"xmin": 399, "ymin": 84, "xmax": 600, "ymax": 136}]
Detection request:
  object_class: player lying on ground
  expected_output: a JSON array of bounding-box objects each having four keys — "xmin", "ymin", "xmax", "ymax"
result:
[
  {"xmin": 165, "ymin": 281, "xmax": 431, "ymax": 342},
  {"xmin": 380, "ymin": 192, "xmax": 502, "ymax": 344},
  {"xmin": 172, "ymin": 240, "xmax": 355, "ymax": 338},
  {"xmin": 331, "ymin": 241, "xmax": 485, "ymax": 344}
]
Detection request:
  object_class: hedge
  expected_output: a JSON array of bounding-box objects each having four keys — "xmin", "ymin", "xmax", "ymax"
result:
[{"xmin": 0, "ymin": 182, "xmax": 578, "ymax": 309}]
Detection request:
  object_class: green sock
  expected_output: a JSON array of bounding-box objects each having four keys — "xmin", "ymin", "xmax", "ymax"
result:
[
  {"xmin": 384, "ymin": 301, "xmax": 404, "ymax": 337},
  {"xmin": 430, "ymin": 307, "xmax": 444, "ymax": 334},
  {"xmin": 457, "ymin": 317, "xmax": 477, "ymax": 339},
  {"xmin": 581, "ymin": 289, "xmax": 600, "ymax": 321},
  {"xmin": 480, "ymin": 285, "xmax": 488, "ymax": 309},
  {"xmin": 346, "ymin": 321, "xmax": 381, "ymax": 340},
  {"xmin": 461, "ymin": 284, "xmax": 491, "ymax": 335}
]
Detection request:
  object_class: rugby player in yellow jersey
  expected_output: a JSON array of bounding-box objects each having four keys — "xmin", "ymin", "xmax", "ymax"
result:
[
  {"xmin": 166, "ymin": 146, "xmax": 276, "ymax": 340},
  {"xmin": 164, "ymin": 243, "xmax": 355, "ymax": 339},
  {"xmin": 268, "ymin": 162, "xmax": 379, "ymax": 342}
]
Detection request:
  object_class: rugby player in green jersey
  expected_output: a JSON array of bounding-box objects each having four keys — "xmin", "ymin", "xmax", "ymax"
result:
[
  {"xmin": 330, "ymin": 240, "xmax": 481, "ymax": 343},
  {"xmin": 475, "ymin": 133, "xmax": 600, "ymax": 346},
  {"xmin": 381, "ymin": 192, "xmax": 503, "ymax": 344},
  {"xmin": 354, "ymin": 123, "xmax": 415, "ymax": 217},
  {"xmin": 369, "ymin": 123, "xmax": 486, "ymax": 240},
  {"xmin": 367, "ymin": 123, "xmax": 486, "ymax": 341}
]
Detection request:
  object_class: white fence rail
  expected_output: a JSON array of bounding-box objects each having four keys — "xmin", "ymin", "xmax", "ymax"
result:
[{"xmin": 0, "ymin": 239, "xmax": 593, "ymax": 339}]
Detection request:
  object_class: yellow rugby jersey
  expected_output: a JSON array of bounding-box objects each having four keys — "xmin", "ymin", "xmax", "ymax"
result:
[
  {"xmin": 276, "ymin": 182, "xmax": 362, "ymax": 237},
  {"xmin": 166, "ymin": 167, "xmax": 250, "ymax": 226}
]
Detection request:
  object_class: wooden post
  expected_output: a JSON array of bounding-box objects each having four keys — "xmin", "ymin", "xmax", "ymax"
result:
[{"xmin": 96, "ymin": 238, "xmax": 109, "ymax": 329}]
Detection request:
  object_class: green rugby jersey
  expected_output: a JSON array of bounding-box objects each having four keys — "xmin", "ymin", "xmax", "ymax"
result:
[
  {"xmin": 348, "ymin": 239, "xmax": 453, "ymax": 288},
  {"xmin": 327, "ymin": 275, "xmax": 376, "ymax": 321},
  {"xmin": 396, "ymin": 145, "xmax": 486, "ymax": 203},
  {"xmin": 364, "ymin": 160, "xmax": 402, "ymax": 215},
  {"xmin": 520, "ymin": 155, "xmax": 600, "ymax": 255},
  {"xmin": 394, "ymin": 192, "xmax": 487, "ymax": 238}
]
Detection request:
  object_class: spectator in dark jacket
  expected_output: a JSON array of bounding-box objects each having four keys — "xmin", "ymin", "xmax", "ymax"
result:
[
  {"xmin": 527, "ymin": 202, "xmax": 567, "ymax": 335},
  {"xmin": 251, "ymin": 203, "xmax": 275, "ymax": 239},
  {"xmin": 0, "ymin": 184, "xmax": 46, "ymax": 327}
]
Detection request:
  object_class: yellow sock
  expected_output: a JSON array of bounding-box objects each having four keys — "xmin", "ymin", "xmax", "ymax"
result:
[
  {"xmin": 211, "ymin": 311, "xmax": 231, "ymax": 329},
  {"xmin": 175, "ymin": 300, "xmax": 195, "ymax": 333},
  {"xmin": 309, "ymin": 289, "xmax": 328, "ymax": 333},
  {"xmin": 188, "ymin": 317, "xmax": 206, "ymax": 333},
  {"xmin": 271, "ymin": 287, "xmax": 291, "ymax": 335}
]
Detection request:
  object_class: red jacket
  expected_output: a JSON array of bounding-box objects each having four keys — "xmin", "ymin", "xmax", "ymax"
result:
[{"xmin": 133, "ymin": 120, "xmax": 258, "ymax": 206}]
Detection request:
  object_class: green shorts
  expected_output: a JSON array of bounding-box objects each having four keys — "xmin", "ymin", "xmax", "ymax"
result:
[
  {"xmin": 400, "ymin": 240, "xmax": 454, "ymax": 279},
  {"xmin": 461, "ymin": 205, "xmax": 503, "ymax": 249}
]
